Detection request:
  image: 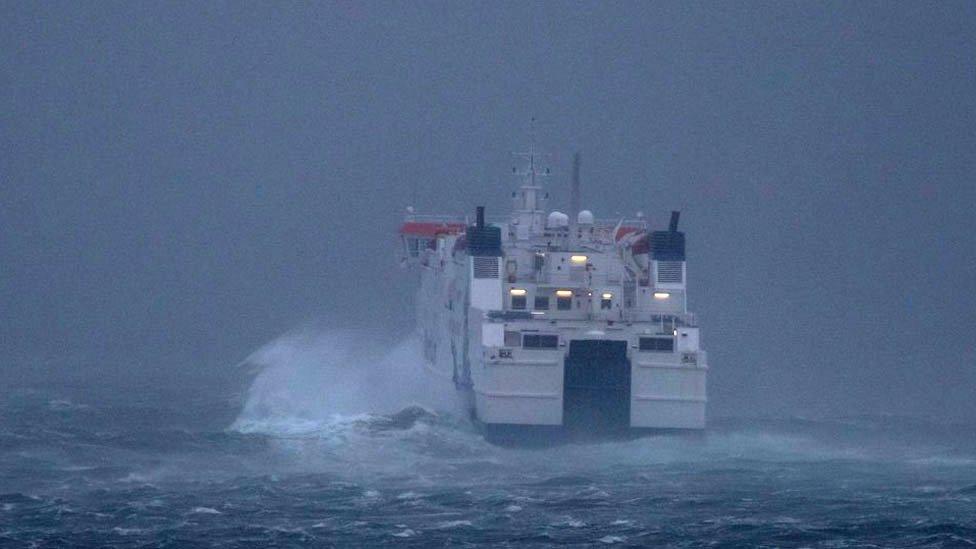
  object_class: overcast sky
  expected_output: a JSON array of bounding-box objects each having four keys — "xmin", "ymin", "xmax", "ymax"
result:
[{"xmin": 2, "ymin": 2, "xmax": 974, "ymax": 419}]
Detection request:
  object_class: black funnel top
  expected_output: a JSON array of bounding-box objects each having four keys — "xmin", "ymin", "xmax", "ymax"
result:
[
  {"xmin": 669, "ymin": 211, "xmax": 680, "ymax": 232},
  {"xmin": 653, "ymin": 210, "xmax": 685, "ymax": 261},
  {"xmin": 468, "ymin": 206, "xmax": 501, "ymax": 256}
]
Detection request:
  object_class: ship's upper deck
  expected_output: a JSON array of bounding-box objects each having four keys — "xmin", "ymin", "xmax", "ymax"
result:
[{"xmin": 398, "ymin": 152, "xmax": 693, "ymax": 328}]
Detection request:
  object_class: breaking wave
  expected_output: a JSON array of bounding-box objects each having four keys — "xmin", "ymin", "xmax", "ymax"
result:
[{"xmin": 231, "ymin": 327, "xmax": 459, "ymax": 437}]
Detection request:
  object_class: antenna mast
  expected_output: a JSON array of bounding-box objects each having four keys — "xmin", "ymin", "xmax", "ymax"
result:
[
  {"xmin": 511, "ymin": 118, "xmax": 552, "ymax": 237},
  {"xmin": 569, "ymin": 152, "xmax": 581, "ymax": 247}
]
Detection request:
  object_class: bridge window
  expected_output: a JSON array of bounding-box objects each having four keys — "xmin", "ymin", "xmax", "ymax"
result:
[
  {"xmin": 639, "ymin": 337, "xmax": 674, "ymax": 352},
  {"xmin": 534, "ymin": 295, "xmax": 549, "ymax": 310},
  {"xmin": 523, "ymin": 334, "xmax": 558, "ymax": 349}
]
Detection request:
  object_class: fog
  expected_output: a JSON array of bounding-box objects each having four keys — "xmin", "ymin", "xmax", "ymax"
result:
[{"xmin": 2, "ymin": 2, "xmax": 974, "ymax": 421}]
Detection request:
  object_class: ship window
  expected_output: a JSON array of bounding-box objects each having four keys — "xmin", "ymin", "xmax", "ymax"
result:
[
  {"xmin": 639, "ymin": 337, "xmax": 674, "ymax": 352},
  {"xmin": 534, "ymin": 296, "xmax": 549, "ymax": 310},
  {"xmin": 601, "ymin": 297, "xmax": 612, "ymax": 310},
  {"xmin": 408, "ymin": 238, "xmax": 420, "ymax": 257},
  {"xmin": 555, "ymin": 290, "xmax": 573, "ymax": 310},
  {"xmin": 504, "ymin": 331, "xmax": 521, "ymax": 347},
  {"xmin": 511, "ymin": 294, "xmax": 526, "ymax": 310},
  {"xmin": 523, "ymin": 334, "xmax": 558, "ymax": 349}
]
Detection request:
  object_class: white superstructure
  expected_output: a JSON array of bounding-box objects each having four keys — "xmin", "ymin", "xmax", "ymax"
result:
[{"xmin": 398, "ymin": 152, "xmax": 707, "ymax": 442}]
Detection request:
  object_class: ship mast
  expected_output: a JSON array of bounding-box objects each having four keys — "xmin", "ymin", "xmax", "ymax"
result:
[{"xmin": 511, "ymin": 118, "xmax": 551, "ymax": 238}]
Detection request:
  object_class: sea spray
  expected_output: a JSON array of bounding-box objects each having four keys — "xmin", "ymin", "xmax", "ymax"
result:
[{"xmin": 231, "ymin": 327, "xmax": 459, "ymax": 435}]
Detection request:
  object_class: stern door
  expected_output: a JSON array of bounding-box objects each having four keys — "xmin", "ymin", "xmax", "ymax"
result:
[{"xmin": 563, "ymin": 340, "xmax": 631, "ymax": 433}]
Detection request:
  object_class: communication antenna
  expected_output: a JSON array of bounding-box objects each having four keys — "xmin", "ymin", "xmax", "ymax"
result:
[
  {"xmin": 569, "ymin": 152, "xmax": 581, "ymax": 247},
  {"xmin": 511, "ymin": 117, "xmax": 553, "ymax": 213}
]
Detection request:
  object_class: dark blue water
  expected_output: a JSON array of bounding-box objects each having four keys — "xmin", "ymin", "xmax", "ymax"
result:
[
  {"xmin": 3, "ymin": 332, "xmax": 975, "ymax": 548},
  {"xmin": 3, "ymin": 386, "xmax": 975, "ymax": 548}
]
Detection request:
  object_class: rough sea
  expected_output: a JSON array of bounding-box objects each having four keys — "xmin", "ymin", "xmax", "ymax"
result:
[{"xmin": 3, "ymin": 331, "xmax": 975, "ymax": 548}]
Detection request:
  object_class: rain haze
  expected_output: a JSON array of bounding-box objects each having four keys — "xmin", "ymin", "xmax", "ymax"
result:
[{"xmin": 2, "ymin": 2, "xmax": 975, "ymax": 547}]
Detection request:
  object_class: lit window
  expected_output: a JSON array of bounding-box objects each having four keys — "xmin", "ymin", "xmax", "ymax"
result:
[
  {"xmin": 653, "ymin": 292, "xmax": 671, "ymax": 300},
  {"xmin": 510, "ymin": 288, "xmax": 527, "ymax": 310},
  {"xmin": 556, "ymin": 289, "xmax": 573, "ymax": 310},
  {"xmin": 570, "ymin": 255, "xmax": 588, "ymax": 265}
]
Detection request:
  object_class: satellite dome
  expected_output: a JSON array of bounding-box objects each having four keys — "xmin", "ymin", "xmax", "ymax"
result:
[
  {"xmin": 547, "ymin": 211, "xmax": 569, "ymax": 228},
  {"xmin": 577, "ymin": 210, "xmax": 594, "ymax": 225}
]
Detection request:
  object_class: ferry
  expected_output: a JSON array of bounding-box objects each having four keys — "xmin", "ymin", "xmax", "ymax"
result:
[{"xmin": 398, "ymin": 151, "xmax": 707, "ymax": 442}]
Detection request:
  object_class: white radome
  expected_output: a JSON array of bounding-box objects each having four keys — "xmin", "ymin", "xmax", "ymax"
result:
[{"xmin": 546, "ymin": 211, "xmax": 569, "ymax": 228}]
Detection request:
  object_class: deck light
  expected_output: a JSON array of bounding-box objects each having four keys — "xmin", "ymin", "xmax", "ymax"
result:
[
  {"xmin": 509, "ymin": 288, "xmax": 527, "ymax": 296},
  {"xmin": 570, "ymin": 255, "xmax": 588, "ymax": 264},
  {"xmin": 653, "ymin": 291, "xmax": 671, "ymax": 300},
  {"xmin": 601, "ymin": 292, "xmax": 613, "ymax": 300},
  {"xmin": 555, "ymin": 290, "xmax": 574, "ymax": 298}
]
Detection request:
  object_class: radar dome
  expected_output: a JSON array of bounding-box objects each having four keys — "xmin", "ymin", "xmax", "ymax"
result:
[
  {"xmin": 547, "ymin": 211, "xmax": 569, "ymax": 228},
  {"xmin": 577, "ymin": 210, "xmax": 594, "ymax": 225}
]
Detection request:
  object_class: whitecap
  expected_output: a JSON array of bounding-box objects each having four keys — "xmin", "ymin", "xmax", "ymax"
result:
[
  {"xmin": 392, "ymin": 528, "xmax": 416, "ymax": 537},
  {"xmin": 504, "ymin": 504, "xmax": 522, "ymax": 512},
  {"xmin": 190, "ymin": 507, "xmax": 222, "ymax": 515},
  {"xmin": 599, "ymin": 535, "xmax": 625, "ymax": 544},
  {"xmin": 434, "ymin": 520, "xmax": 472, "ymax": 529},
  {"xmin": 48, "ymin": 399, "xmax": 87, "ymax": 411}
]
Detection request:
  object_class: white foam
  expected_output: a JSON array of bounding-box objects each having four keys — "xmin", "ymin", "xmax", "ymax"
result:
[
  {"xmin": 434, "ymin": 520, "xmax": 472, "ymax": 529},
  {"xmin": 231, "ymin": 328, "xmax": 457, "ymax": 436}
]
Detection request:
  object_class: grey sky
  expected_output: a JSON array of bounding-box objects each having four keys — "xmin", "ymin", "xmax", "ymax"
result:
[{"xmin": 2, "ymin": 2, "xmax": 974, "ymax": 419}]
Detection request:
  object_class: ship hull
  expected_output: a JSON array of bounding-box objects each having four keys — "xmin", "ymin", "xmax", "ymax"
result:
[{"xmin": 418, "ymin": 258, "xmax": 707, "ymax": 442}]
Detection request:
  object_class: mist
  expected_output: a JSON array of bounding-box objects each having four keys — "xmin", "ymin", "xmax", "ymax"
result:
[{"xmin": 2, "ymin": 1, "xmax": 974, "ymax": 422}]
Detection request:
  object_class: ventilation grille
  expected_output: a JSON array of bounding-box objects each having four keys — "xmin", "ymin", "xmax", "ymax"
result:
[
  {"xmin": 473, "ymin": 257, "xmax": 499, "ymax": 279},
  {"xmin": 657, "ymin": 261, "xmax": 683, "ymax": 284}
]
